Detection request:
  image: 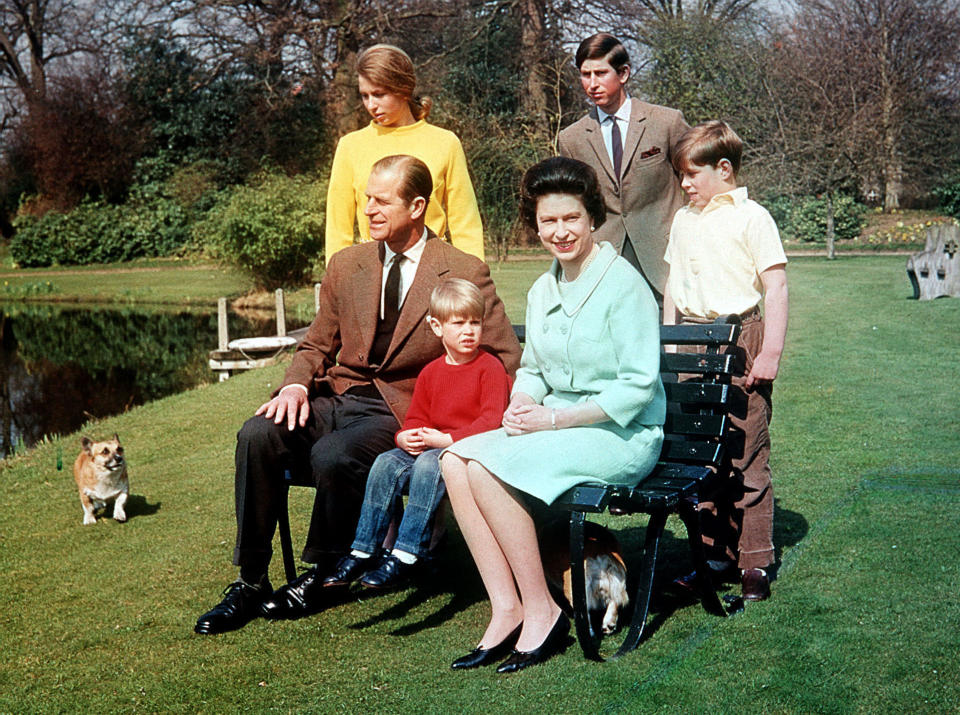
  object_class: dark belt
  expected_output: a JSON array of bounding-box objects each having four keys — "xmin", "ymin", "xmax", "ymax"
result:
[
  {"xmin": 344, "ymin": 383, "xmax": 382, "ymax": 399},
  {"xmin": 681, "ymin": 306, "xmax": 761, "ymax": 325}
]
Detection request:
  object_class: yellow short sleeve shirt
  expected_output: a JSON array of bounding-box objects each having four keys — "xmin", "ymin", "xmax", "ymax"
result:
[{"xmin": 665, "ymin": 187, "xmax": 787, "ymax": 319}]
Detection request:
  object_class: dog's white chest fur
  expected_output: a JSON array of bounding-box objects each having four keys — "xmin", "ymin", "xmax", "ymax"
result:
[
  {"xmin": 82, "ymin": 467, "xmax": 128, "ymax": 501},
  {"xmin": 73, "ymin": 434, "xmax": 130, "ymax": 525}
]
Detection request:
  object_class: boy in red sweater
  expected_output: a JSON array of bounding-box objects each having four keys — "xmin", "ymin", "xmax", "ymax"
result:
[{"xmin": 323, "ymin": 278, "xmax": 511, "ymax": 590}]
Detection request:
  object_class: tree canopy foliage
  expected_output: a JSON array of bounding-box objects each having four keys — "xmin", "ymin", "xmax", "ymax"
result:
[{"xmin": 1, "ymin": 0, "xmax": 958, "ymax": 269}]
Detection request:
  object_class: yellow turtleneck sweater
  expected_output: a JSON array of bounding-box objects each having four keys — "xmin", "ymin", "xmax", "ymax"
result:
[{"xmin": 325, "ymin": 119, "xmax": 485, "ymax": 263}]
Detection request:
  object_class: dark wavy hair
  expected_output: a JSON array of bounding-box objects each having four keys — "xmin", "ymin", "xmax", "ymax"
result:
[
  {"xmin": 519, "ymin": 157, "xmax": 607, "ymax": 234},
  {"xmin": 575, "ymin": 32, "xmax": 630, "ymax": 72}
]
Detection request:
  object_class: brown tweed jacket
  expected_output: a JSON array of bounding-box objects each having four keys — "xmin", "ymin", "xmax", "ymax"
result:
[
  {"xmin": 558, "ymin": 98, "xmax": 689, "ymax": 293},
  {"xmin": 280, "ymin": 232, "xmax": 521, "ymax": 423}
]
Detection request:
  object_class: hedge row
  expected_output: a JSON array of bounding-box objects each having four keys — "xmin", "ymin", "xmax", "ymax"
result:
[{"xmin": 12, "ymin": 197, "xmax": 190, "ymax": 267}]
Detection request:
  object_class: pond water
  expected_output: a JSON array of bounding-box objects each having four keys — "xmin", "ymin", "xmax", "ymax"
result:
[{"xmin": 0, "ymin": 303, "xmax": 306, "ymax": 457}]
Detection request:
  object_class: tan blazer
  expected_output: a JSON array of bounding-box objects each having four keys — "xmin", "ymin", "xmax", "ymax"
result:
[
  {"xmin": 281, "ymin": 232, "xmax": 521, "ymax": 423},
  {"xmin": 558, "ymin": 98, "xmax": 689, "ymax": 294}
]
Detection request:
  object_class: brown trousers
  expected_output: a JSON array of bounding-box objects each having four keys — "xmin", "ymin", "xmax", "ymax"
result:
[{"xmin": 682, "ymin": 314, "xmax": 774, "ymax": 570}]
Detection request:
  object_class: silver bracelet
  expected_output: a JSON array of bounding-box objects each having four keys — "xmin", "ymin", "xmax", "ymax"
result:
[{"xmin": 551, "ymin": 408, "xmax": 557, "ymax": 430}]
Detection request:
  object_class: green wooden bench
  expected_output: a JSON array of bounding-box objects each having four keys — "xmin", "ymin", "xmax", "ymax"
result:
[
  {"xmin": 547, "ymin": 315, "xmax": 743, "ymax": 661},
  {"xmin": 276, "ymin": 316, "xmax": 743, "ymax": 662}
]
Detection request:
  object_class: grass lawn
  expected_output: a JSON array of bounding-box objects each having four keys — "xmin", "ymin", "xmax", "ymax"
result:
[
  {"xmin": 0, "ymin": 257, "xmax": 251, "ymax": 306},
  {"xmin": 2, "ymin": 255, "xmax": 958, "ymax": 713}
]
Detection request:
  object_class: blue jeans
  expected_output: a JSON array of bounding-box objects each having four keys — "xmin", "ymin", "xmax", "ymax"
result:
[{"xmin": 351, "ymin": 447, "xmax": 446, "ymax": 558}]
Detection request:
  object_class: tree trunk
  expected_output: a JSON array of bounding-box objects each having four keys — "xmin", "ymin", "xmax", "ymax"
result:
[
  {"xmin": 324, "ymin": 1, "xmax": 362, "ymax": 138},
  {"xmin": 883, "ymin": 159, "xmax": 902, "ymax": 211},
  {"xmin": 517, "ymin": 0, "xmax": 548, "ymax": 131},
  {"xmin": 877, "ymin": 4, "xmax": 902, "ymax": 212},
  {"xmin": 825, "ymin": 192, "xmax": 836, "ymax": 260}
]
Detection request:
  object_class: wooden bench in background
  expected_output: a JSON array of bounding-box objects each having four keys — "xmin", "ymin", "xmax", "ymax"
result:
[{"xmin": 276, "ymin": 316, "xmax": 743, "ymax": 662}]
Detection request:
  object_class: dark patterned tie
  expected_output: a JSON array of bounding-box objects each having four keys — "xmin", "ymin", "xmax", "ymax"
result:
[
  {"xmin": 610, "ymin": 116, "xmax": 623, "ymax": 180},
  {"xmin": 370, "ymin": 253, "xmax": 406, "ymax": 366},
  {"xmin": 383, "ymin": 253, "xmax": 405, "ymax": 323}
]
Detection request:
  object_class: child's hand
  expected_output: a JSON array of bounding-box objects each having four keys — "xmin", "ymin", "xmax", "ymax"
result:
[
  {"xmin": 419, "ymin": 427, "xmax": 453, "ymax": 449},
  {"xmin": 745, "ymin": 351, "xmax": 780, "ymax": 390},
  {"xmin": 397, "ymin": 428, "xmax": 425, "ymax": 455}
]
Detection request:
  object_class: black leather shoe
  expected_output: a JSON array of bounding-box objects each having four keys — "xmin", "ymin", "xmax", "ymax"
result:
[
  {"xmin": 359, "ymin": 554, "xmax": 419, "ymax": 590},
  {"xmin": 322, "ymin": 554, "xmax": 372, "ymax": 588},
  {"xmin": 496, "ymin": 614, "xmax": 570, "ymax": 674},
  {"xmin": 194, "ymin": 579, "xmax": 272, "ymax": 635},
  {"xmin": 671, "ymin": 561, "xmax": 739, "ymax": 594},
  {"xmin": 259, "ymin": 568, "xmax": 329, "ymax": 620},
  {"xmin": 451, "ymin": 623, "xmax": 522, "ymax": 670}
]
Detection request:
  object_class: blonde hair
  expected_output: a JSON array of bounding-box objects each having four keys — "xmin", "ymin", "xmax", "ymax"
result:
[
  {"xmin": 429, "ymin": 278, "xmax": 484, "ymax": 322},
  {"xmin": 672, "ymin": 120, "xmax": 743, "ymax": 175},
  {"xmin": 357, "ymin": 44, "xmax": 432, "ymax": 120}
]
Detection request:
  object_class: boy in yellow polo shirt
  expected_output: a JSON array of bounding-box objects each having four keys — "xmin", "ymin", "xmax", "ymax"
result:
[{"xmin": 663, "ymin": 120, "xmax": 789, "ymax": 602}]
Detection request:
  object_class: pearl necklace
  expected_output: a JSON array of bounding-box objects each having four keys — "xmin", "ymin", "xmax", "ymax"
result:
[{"xmin": 560, "ymin": 243, "xmax": 599, "ymax": 283}]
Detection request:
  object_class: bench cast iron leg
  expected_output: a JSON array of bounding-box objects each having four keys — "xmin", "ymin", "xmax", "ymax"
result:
[
  {"xmin": 612, "ymin": 508, "xmax": 669, "ymax": 659},
  {"xmin": 677, "ymin": 498, "xmax": 727, "ymax": 617},
  {"xmin": 569, "ymin": 511, "xmax": 603, "ymax": 661}
]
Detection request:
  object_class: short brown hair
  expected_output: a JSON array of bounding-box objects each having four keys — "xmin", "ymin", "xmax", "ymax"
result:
[
  {"xmin": 575, "ymin": 33, "xmax": 630, "ymax": 72},
  {"xmin": 672, "ymin": 120, "xmax": 743, "ymax": 175},
  {"xmin": 370, "ymin": 154, "xmax": 433, "ymax": 209},
  {"xmin": 357, "ymin": 44, "xmax": 433, "ymax": 120},
  {"xmin": 430, "ymin": 278, "xmax": 484, "ymax": 322}
]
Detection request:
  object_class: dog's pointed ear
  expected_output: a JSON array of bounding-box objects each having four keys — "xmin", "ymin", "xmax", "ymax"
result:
[
  {"xmin": 113, "ymin": 433, "xmax": 120, "ymax": 442},
  {"xmin": 81, "ymin": 436, "xmax": 93, "ymax": 452}
]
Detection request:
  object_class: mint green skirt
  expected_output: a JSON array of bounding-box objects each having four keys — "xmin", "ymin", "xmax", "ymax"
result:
[{"xmin": 443, "ymin": 421, "xmax": 663, "ymax": 504}]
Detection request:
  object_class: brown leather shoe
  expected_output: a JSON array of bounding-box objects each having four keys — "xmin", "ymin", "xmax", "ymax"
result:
[{"xmin": 741, "ymin": 568, "xmax": 771, "ymax": 601}]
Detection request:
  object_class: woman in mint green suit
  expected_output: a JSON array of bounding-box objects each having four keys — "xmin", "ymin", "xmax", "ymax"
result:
[{"xmin": 441, "ymin": 157, "xmax": 665, "ymax": 673}]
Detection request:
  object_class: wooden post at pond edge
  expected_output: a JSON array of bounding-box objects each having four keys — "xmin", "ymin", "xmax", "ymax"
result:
[
  {"xmin": 275, "ymin": 288, "xmax": 287, "ymax": 337},
  {"xmin": 217, "ymin": 297, "xmax": 229, "ymax": 350},
  {"xmin": 209, "ymin": 291, "xmax": 299, "ymax": 380},
  {"xmin": 215, "ymin": 297, "xmax": 230, "ymax": 381}
]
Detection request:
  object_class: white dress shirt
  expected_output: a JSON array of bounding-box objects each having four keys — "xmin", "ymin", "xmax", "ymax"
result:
[{"xmin": 380, "ymin": 228, "xmax": 427, "ymax": 319}]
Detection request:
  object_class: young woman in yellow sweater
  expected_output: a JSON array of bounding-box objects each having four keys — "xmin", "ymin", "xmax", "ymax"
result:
[{"xmin": 324, "ymin": 44, "xmax": 485, "ymax": 263}]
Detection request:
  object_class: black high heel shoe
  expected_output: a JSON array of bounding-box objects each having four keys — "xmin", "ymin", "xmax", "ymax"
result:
[
  {"xmin": 495, "ymin": 613, "xmax": 570, "ymax": 674},
  {"xmin": 451, "ymin": 623, "xmax": 523, "ymax": 670}
]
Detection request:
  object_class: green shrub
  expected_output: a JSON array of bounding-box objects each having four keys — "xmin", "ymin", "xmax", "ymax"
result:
[
  {"xmin": 201, "ymin": 171, "xmax": 325, "ymax": 289},
  {"xmin": 933, "ymin": 178, "xmax": 960, "ymax": 218},
  {"xmin": 11, "ymin": 195, "xmax": 193, "ymax": 267},
  {"xmin": 776, "ymin": 194, "xmax": 867, "ymax": 242}
]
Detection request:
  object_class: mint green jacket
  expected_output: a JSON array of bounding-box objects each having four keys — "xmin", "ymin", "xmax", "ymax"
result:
[{"xmin": 514, "ymin": 241, "xmax": 666, "ymax": 429}]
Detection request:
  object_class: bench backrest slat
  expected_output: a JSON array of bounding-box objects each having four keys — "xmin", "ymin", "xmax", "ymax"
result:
[
  {"xmin": 660, "ymin": 322, "xmax": 739, "ymax": 346},
  {"xmin": 663, "ymin": 412, "xmax": 727, "ymax": 437},
  {"xmin": 660, "ymin": 439, "xmax": 724, "ymax": 464},
  {"xmin": 660, "ymin": 352, "xmax": 736, "ymax": 376},
  {"xmin": 663, "ymin": 381, "xmax": 729, "ymax": 405}
]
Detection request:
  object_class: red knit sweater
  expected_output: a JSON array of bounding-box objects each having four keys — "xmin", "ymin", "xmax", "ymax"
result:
[{"xmin": 399, "ymin": 350, "xmax": 511, "ymax": 444}]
